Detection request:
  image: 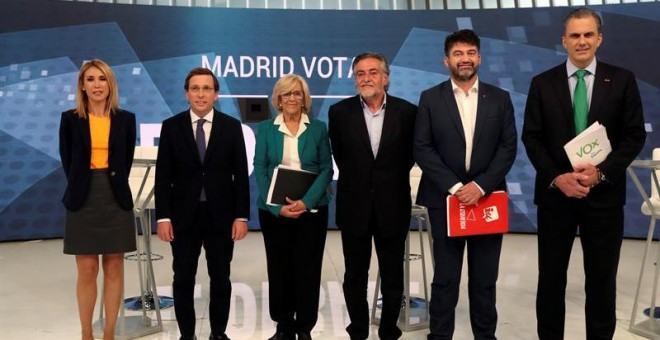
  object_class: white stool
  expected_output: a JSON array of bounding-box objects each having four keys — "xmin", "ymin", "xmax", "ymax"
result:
[
  {"xmin": 370, "ymin": 165, "xmax": 434, "ymax": 331},
  {"xmin": 93, "ymin": 147, "xmax": 166, "ymax": 339},
  {"xmin": 628, "ymin": 150, "xmax": 660, "ymax": 339}
]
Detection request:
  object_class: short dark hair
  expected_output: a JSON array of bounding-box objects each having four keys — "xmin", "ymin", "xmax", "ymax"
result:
[
  {"xmin": 351, "ymin": 52, "xmax": 390, "ymax": 75},
  {"xmin": 444, "ymin": 29, "xmax": 480, "ymax": 56},
  {"xmin": 184, "ymin": 67, "xmax": 219, "ymax": 91},
  {"xmin": 564, "ymin": 7, "xmax": 602, "ymax": 34}
]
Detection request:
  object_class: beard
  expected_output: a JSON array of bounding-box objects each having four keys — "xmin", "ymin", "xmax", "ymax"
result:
[
  {"xmin": 358, "ymin": 88, "xmax": 376, "ymax": 98},
  {"xmin": 357, "ymin": 83, "xmax": 381, "ymax": 99},
  {"xmin": 451, "ymin": 63, "xmax": 479, "ymax": 82}
]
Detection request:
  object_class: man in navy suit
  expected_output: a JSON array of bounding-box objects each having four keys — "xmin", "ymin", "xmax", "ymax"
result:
[
  {"xmin": 329, "ymin": 52, "xmax": 417, "ymax": 340},
  {"xmin": 414, "ymin": 30, "xmax": 517, "ymax": 339},
  {"xmin": 155, "ymin": 68, "xmax": 250, "ymax": 340},
  {"xmin": 522, "ymin": 8, "xmax": 645, "ymax": 339}
]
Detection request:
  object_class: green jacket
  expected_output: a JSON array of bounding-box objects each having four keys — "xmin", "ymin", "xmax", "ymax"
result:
[{"xmin": 253, "ymin": 115, "xmax": 333, "ymax": 216}]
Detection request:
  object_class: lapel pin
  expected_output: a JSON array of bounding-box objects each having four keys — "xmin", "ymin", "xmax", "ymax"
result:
[{"xmin": 604, "ymin": 78, "xmax": 611, "ymax": 82}]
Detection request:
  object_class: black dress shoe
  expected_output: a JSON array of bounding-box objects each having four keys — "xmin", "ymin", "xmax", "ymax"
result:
[
  {"xmin": 179, "ymin": 336, "xmax": 197, "ymax": 340},
  {"xmin": 209, "ymin": 334, "xmax": 230, "ymax": 340},
  {"xmin": 268, "ymin": 331, "xmax": 296, "ymax": 340},
  {"xmin": 297, "ymin": 332, "xmax": 312, "ymax": 340}
]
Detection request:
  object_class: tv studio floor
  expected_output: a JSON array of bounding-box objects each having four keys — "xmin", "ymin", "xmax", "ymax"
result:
[{"xmin": 0, "ymin": 231, "xmax": 654, "ymax": 340}]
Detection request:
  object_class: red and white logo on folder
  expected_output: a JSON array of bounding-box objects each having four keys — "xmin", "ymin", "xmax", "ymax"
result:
[
  {"xmin": 482, "ymin": 205, "xmax": 500, "ymax": 222},
  {"xmin": 447, "ymin": 191, "xmax": 508, "ymax": 237}
]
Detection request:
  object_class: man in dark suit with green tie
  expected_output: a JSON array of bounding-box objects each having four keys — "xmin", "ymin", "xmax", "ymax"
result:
[{"xmin": 522, "ymin": 8, "xmax": 646, "ymax": 339}]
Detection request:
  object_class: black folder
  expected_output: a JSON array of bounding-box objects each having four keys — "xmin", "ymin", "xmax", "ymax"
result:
[{"xmin": 266, "ymin": 165, "xmax": 318, "ymax": 206}]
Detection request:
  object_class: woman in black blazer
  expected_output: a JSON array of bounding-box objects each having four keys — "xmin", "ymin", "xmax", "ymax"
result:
[{"xmin": 58, "ymin": 59, "xmax": 136, "ymax": 340}]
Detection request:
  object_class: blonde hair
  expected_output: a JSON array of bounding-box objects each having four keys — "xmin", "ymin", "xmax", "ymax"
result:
[
  {"xmin": 271, "ymin": 74, "xmax": 312, "ymax": 115},
  {"xmin": 74, "ymin": 59, "xmax": 119, "ymax": 118}
]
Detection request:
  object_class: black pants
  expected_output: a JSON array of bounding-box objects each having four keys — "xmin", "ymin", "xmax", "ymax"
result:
[
  {"xmin": 340, "ymin": 210, "xmax": 407, "ymax": 340},
  {"xmin": 536, "ymin": 204, "xmax": 623, "ymax": 340},
  {"xmin": 259, "ymin": 206, "xmax": 328, "ymax": 334},
  {"xmin": 170, "ymin": 202, "xmax": 234, "ymax": 337},
  {"xmin": 427, "ymin": 207, "xmax": 502, "ymax": 340}
]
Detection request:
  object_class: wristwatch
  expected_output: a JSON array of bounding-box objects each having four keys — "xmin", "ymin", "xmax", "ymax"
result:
[{"xmin": 596, "ymin": 167, "xmax": 606, "ymax": 184}]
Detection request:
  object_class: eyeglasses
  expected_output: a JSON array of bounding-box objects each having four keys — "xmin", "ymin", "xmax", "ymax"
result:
[
  {"xmin": 188, "ymin": 86, "xmax": 215, "ymax": 93},
  {"xmin": 281, "ymin": 91, "xmax": 304, "ymax": 99}
]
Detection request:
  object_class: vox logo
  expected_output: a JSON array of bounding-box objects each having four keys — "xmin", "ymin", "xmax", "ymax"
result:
[{"xmin": 575, "ymin": 139, "xmax": 600, "ymax": 158}]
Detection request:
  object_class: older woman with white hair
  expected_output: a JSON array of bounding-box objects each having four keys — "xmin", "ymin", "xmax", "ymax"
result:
[{"xmin": 253, "ymin": 74, "xmax": 333, "ymax": 340}]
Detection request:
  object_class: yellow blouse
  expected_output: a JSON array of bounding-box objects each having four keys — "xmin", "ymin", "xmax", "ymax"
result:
[{"xmin": 89, "ymin": 114, "xmax": 110, "ymax": 169}]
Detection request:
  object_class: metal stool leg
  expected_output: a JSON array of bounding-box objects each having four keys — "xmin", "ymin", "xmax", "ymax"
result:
[
  {"xmin": 422, "ymin": 210, "xmax": 434, "ymax": 269},
  {"xmin": 370, "ymin": 269, "xmax": 382, "ymax": 325},
  {"xmin": 417, "ymin": 214, "xmax": 430, "ymax": 316},
  {"xmin": 402, "ymin": 231, "xmax": 411, "ymax": 326},
  {"xmin": 630, "ymin": 216, "xmax": 660, "ymax": 337}
]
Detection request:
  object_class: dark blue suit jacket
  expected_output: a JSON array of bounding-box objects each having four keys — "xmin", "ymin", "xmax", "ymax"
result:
[
  {"xmin": 155, "ymin": 109, "xmax": 250, "ymax": 234},
  {"xmin": 522, "ymin": 61, "xmax": 646, "ymax": 208},
  {"xmin": 58, "ymin": 109, "xmax": 136, "ymax": 211},
  {"xmin": 414, "ymin": 80, "xmax": 517, "ymax": 209}
]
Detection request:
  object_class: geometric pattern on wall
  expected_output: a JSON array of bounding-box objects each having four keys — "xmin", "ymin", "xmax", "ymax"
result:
[{"xmin": 0, "ymin": 0, "xmax": 658, "ymax": 240}]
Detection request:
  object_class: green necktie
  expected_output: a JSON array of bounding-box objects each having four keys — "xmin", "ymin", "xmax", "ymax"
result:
[{"xmin": 573, "ymin": 69, "xmax": 588, "ymax": 134}]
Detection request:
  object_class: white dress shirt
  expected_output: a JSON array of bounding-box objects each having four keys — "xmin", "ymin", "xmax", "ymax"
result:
[
  {"xmin": 274, "ymin": 113, "xmax": 310, "ymax": 170},
  {"xmin": 452, "ymin": 79, "xmax": 479, "ymax": 172},
  {"xmin": 448, "ymin": 79, "xmax": 484, "ymax": 195},
  {"xmin": 360, "ymin": 94, "xmax": 387, "ymax": 158}
]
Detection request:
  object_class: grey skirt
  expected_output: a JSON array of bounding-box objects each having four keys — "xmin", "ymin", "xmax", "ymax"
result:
[{"xmin": 64, "ymin": 169, "xmax": 136, "ymax": 255}]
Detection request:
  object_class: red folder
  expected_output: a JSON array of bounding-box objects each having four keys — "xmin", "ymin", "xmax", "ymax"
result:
[{"xmin": 446, "ymin": 191, "xmax": 508, "ymax": 237}]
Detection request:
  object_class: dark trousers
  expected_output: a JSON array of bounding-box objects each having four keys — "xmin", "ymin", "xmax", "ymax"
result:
[
  {"xmin": 340, "ymin": 211, "xmax": 407, "ymax": 340},
  {"xmin": 259, "ymin": 206, "xmax": 328, "ymax": 334},
  {"xmin": 536, "ymin": 204, "xmax": 623, "ymax": 340},
  {"xmin": 427, "ymin": 207, "xmax": 502, "ymax": 340},
  {"xmin": 170, "ymin": 202, "xmax": 234, "ymax": 337}
]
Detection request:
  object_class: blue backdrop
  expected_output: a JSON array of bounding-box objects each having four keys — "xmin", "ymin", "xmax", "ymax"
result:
[{"xmin": 0, "ymin": 0, "xmax": 658, "ymax": 241}]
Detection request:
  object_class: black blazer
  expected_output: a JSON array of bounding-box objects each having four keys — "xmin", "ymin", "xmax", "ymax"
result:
[
  {"xmin": 328, "ymin": 95, "xmax": 417, "ymax": 237},
  {"xmin": 155, "ymin": 109, "xmax": 250, "ymax": 233},
  {"xmin": 59, "ymin": 109, "xmax": 136, "ymax": 211},
  {"xmin": 522, "ymin": 61, "xmax": 646, "ymax": 208},
  {"xmin": 414, "ymin": 80, "xmax": 517, "ymax": 209}
]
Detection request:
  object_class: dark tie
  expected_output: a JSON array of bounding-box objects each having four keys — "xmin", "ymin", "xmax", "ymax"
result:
[
  {"xmin": 573, "ymin": 69, "xmax": 588, "ymax": 134},
  {"xmin": 196, "ymin": 119, "xmax": 206, "ymax": 200},
  {"xmin": 196, "ymin": 118, "xmax": 206, "ymax": 161}
]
